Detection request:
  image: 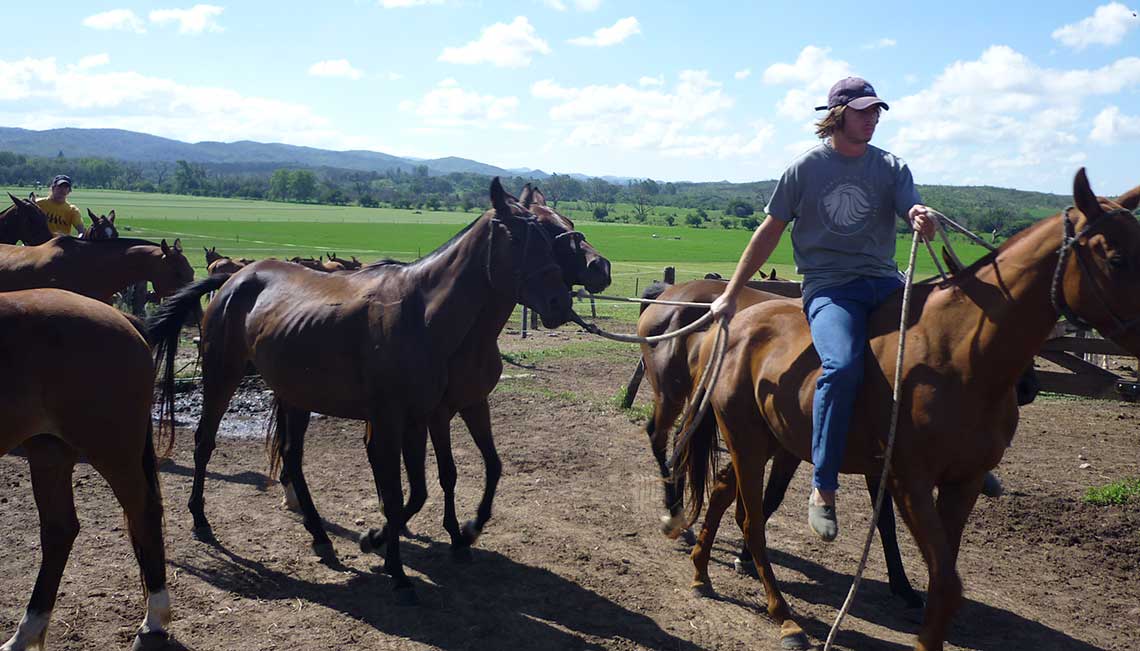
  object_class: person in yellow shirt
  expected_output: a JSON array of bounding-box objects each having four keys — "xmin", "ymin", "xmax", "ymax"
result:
[{"xmin": 36, "ymin": 175, "xmax": 86, "ymax": 238}]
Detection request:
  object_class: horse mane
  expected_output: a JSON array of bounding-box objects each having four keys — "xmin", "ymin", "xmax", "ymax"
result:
[
  {"xmin": 59, "ymin": 236, "xmax": 165, "ymax": 250},
  {"xmin": 357, "ymin": 212, "xmax": 487, "ymax": 274},
  {"xmin": 939, "ymin": 212, "xmax": 1059, "ymax": 285}
]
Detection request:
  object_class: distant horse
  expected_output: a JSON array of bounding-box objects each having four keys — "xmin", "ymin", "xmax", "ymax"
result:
[
  {"xmin": 675, "ymin": 169, "xmax": 1140, "ymax": 650},
  {"xmin": 327, "ymin": 252, "xmax": 362, "ymax": 270},
  {"xmin": 0, "ymin": 237, "xmax": 194, "ymax": 303},
  {"xmin": 83, "ymin": 208, "xmax": 118, "ymax": 241},
  {"xmin": 204, "ymin": 246, "xmax": 249, "ymax": 275},
  {"xmin": 287, "ymin": 255, "xmax": 343, "ymax": 272},
  {"xmin": 347, "ymin": 183, "xmax": 612, "ymax": 557},
  {"xmin": 0, "ymin": 288, "xmax": 176, "ymax": 651},
  {"xmin": 0, "ymin": 194, "xmax": 53, "ymax": 246},
  {"xmin": 148, "ymin": 178, "xmax": 573, "ymax": 603}
]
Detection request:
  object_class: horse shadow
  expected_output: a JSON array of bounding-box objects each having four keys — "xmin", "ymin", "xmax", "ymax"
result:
[
  {"xmin": 160, "ymin": 459, "xmax": 269, "ymax": 490},
  {"xmin": 752, "ymin": 547, "xmax": 1105, "ymax": 651},
  {"xmin": 173, "ymin": 536, "xmax": 704, "ymax": 651}
]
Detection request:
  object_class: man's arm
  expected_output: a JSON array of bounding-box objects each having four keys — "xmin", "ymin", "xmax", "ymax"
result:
[
  {"xmin": 709, "ymin": 215, "xmax": 789, "ymax": 320},
  {"xmin": 69, "ymin": 206, "xmax": 86, "ymax": 238}
]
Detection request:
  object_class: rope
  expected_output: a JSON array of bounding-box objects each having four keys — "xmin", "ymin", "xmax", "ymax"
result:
[
  {"xmin": 665, "ymin": 315, "xmax": 729, "ymax": 475},
  {"xmin": 573, "ymin": 309, "xmax": 714, "ymax": 344},
  {"xmin": 823, "ymin": 230, "xmax": 922, "ymax": 651}
]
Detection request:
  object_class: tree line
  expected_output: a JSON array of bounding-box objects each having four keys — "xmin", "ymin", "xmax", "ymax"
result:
[{"xmin": 0, "ymin": 150, "xmax": 1068, "ymax": 236}]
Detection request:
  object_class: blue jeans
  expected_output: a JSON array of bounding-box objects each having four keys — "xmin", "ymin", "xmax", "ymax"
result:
[{"xmin": 803, "ymin": 276, "xmax": 902, "ymax": 492}]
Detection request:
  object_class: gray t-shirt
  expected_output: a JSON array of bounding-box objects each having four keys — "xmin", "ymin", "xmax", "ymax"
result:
[{"xmin": 765, "ymin": 142, "xmax": 922, "ymax": 303}]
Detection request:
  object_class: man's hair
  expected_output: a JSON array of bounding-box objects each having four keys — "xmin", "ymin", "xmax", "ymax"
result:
[{"xmin": 815, "ymin": 106, "xmax": 846, "ymax": 139}]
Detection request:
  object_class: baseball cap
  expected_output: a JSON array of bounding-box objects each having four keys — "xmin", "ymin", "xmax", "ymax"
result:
[
  {"xmin": 815, "ymin": 77, "xmax": 890, "ymax": 111},
  {"xmin": 51, "ymin": 174, "xmax": 72, "ymax": 187}
]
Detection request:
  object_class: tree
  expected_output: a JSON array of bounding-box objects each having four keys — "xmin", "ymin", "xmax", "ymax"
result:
[
  {"xmin": 172, "ymin": 160, "xmax": 207, "ymax": 195},
  {"xmin": 664, "ymin": 214, "xmax": 675, "ymax": 226},
  {"xmin": 720, "ymin": 217, "xmax": 736, "ymax": 229},
  {"xmin": 359, "ymin": 193, "xmax": 379, "ymax": 208},
  {"xmin": 725, "ymin": 198, "xmax": 755, "ymax": 218},
  {"xmin": 586, "ymin": 177, "xmax": 616, "ymax": 215},
  {"xmin": 685, "ymin": 212, "xmax": 703, "ymax": 227},
  {"xmin": 741, "ymin": 216, "xmax": 760, "ymax": 230},
  {"xmin": 269, "ymin": 169, "xmax": 292, "ymax": 200},
  {"xmin": 290, "ymin": 170, "xmax": 317, "ymax": 202}
]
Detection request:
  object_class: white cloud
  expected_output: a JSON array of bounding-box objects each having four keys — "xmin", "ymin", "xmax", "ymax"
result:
[
  {"xmin": 439, "ymin": 16, "xmax": 551, "ymax": 68},
  {"xmin": 544, "ymin": 0, "xmax": 601, "ymax": 10},
  {"xmin": 862, "ymin": 37, "xmax": 896, "ymax": 49},
  {"xmin": 734, "ymin": 68, "xmax": 751, "ymax": 80},
  {"xmin": 380, "ymin": 0, "xmax": 445, "ymax": 6},
  {"xmin": 82, "ymin": 9, "xmax": 146, "ymax": 33},
  {"xmin": 307, "ymin": 59, "xmax": 363, "ymax": 80},
  {"xmin": 762, "ymin": 46, "xmax": 854, "ymax": 120},
  {"xmin": 638, "ymin": 75, "xmax": 663, "ymax": 87},
  {"xmin": 0, "ymin": 56, "xmax": 341, "ymax": 147},
  {"xmin": 400, "ymin": 79, "xmax": 519, "ymax": 127},
  {"xmin": 76, "ymin": 54, "xmax": 111, "ymax": 70},
  {"xmin": 568, "ymin": 16, "xmax": 640, "ymax": 47},
  {"xmin": 149, "ymin": 4, "xmax": 224, "ymax": 34},
  {"xmin": 531, "ymin": 70, "xmax": 772, "ymax": 158},
  {"xmin": 1052, "ymin": 3, "xmax": 1138, "ymax": 50},
  {"xmin": 542, "ymin": 0, "xmax": 567, "ymax": 9},
  {"xmin": 1091, "ymin": 106, "xmax": 1140, "ymax": 142},
  {"xmin": 385, "ymin": 71, "xmax": 404, "ymax": 81}
]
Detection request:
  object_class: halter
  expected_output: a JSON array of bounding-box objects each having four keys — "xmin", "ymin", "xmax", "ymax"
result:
[
  {"xmin": 486, "ymin": 213, "xmax": 562, "ymax": 303},
  {"xmin": 1051, "ymin": 206, "xmax": 1140, "ymax": 339}
]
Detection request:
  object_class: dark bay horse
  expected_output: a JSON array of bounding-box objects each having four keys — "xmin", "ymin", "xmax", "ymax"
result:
[
  {"xmin": 84, "ymin": 209, "xmax": 119, "ymax": 241},
  {"xmin": 348, "ymin": 183, "xmax": 612, "ymax": 557},
  {"xmin": 0, "ymin": 237, "xmax": 194, "ymax": 303},
  {"xmin": 0, "ymin": 288, "xmax": 176, "ymax": 651},
  {"xmin": 675, "ymin": 169, "xmax": 1140, "ymax": 650},
  {"xmin": 638, "ymin": 279, "xmax": 923, "ymax": 609},
  {"xmin": 148, "ymin": 178, "xmax": 574, "ymax": 603},
  {"xmin": 0, "ymin": 194, "xmax": 53, "ymax": 246},
  {"xmin": 327, "ymin": 252, "xmax": 363, "ymax": 270}
]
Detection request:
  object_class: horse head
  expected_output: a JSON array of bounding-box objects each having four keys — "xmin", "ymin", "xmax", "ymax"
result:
[
  {"xmin": 153, "ymin": 238, "xmax": 195, "ymax": 299},
  {"xmin": 518, "ymin": 183, "xmax": 612, "ymax": 294},
  {"xmin": 1059, "ymin": 168, "xmax": 1140, "ymax": 354},
  {"xmin": 487, "ymin": 177, "xmax": 572, "ymax": 328},
  {"xmin": 84, "ymin": 208, "xmax": 119, "ymax": 241},
  {"xmin": 2, "ymin": 192, "xmax": 53, "ymax": 245},
  {"xmin": 203, "ymin": 246, "xmax": 223, "ymax": 264}
]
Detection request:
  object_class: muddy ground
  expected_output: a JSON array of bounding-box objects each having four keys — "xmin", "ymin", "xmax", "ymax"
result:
[{"xmin": 1, "ymin": 327, "xmax": 1138, "ymax": 651}]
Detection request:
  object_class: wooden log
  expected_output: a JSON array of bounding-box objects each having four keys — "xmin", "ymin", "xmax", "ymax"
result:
[{"xmin": 623, "ymin": 357, "xmax": 646, "ymax": 409}]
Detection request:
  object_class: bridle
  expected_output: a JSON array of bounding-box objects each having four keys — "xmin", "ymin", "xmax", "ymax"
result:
[
  {"xmin": 486, "ymin": 211, "xmax": 562, "ymax": 303},
  {"xmin": 1051, "ymin": 206, "xmax": 1140, "ymax": 339}
]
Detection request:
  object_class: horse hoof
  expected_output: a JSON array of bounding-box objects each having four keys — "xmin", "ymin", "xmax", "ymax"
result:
[
  {"xmin": 131, "ymin": 631, "xmax": 187, "ymax": 651},
  {"xmin": 460, "ymin": 519, "xmax": 482, "ymax": 546},
  {"xmin": 734, "ymin": 557, "xmax": 759, "ymax": 578},
  {"xmin": 312, "ymin": 542, "xmax": 337, "ymax": 561},
  {"xmin": 659, "ymin": 514, "xmax": 687, "ymax": 540},
  {"xmin": 359, "ymin": 529, "xmax": 385, "ymax": 555},
  {"xmin": 691, "ymin": 583, "xmax": 716, "ymax": 599},
  {"xmin": 393, "ymin": 586, "xmax": 418, "ymax": 607},
  {"xmin": 779, "ymin": 633, "xmax": 809, "ymax": 650},
  {"xmin": 679, "ymin": 528, "xmax": 697, "ymax": 546},
  {"xmin": 191, "ymin": 526, "xmax": 216, "ymax": 544},
  {"xmin": 451, "ymin": 545, "xmax": 473, "ymax": 563}
]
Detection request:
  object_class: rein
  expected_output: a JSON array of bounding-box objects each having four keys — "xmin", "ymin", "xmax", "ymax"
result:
[
  {"xmin": 488, "ymin": 215, "xmax": 562, "ymax": 304},
  {"xmin": 1051, "ymin": 207, "xmax": 1140, "ymax": 339}
]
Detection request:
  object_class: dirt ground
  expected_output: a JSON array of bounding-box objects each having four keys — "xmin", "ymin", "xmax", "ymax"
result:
[{"xmin": 1, "ymin": 328, "xmax": 1138, "ymax": 651}]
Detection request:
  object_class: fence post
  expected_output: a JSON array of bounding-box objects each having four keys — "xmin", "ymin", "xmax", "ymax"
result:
[
  {"xmin": 664, "ymin": 266, "xmax": 675, "ymax": 285},
  {"xmin": 530, "ymin": 307, "xmax": 539, "ymax": 330},
  {"xmin": 622, "ymin": 358, "xmax": 646, "ymax": 409},
  {"xmin": 590, "ymin": 294, "xmax": 597, "ymax": 318},
  {"xmin": 520, "ymin": 306, "xmax": 528, "ymax": 339}
]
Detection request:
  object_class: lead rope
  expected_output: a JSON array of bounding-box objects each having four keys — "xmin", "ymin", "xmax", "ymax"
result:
[{"xmin": 823, "ymin": 229, "xmax": 922, "ymax": 651}]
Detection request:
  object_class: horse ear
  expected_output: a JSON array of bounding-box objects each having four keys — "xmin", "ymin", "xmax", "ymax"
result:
[
  {"xmin": 173, "ymin": 238, "xmax": 182, "ymax": 252},
  {"xmin": 518, "ymin": 183, "xmax": 534, "ymax": 208},
  {"xmin": 8, "ymin": 192, "xmax": 21, "ymax": 207},
  {"xmin": 28, "ymin": 191, "xmax": 36, "ymax": 202},
  {"xmin": 490, "ymin": 177, "xmax": 508, "ymax": 214},
  {"xmin": 1073, "ymin": 168, "xmax": 1102, "ymax": 222},
  {"xmin": 87, "ymin": 208, "xmax": 98, "ymax": 223},
  {"xmin": 1115, "ymin": 184, "xmax": 1140, "ymax": 212},
  {"xmin": 531, "ymin": 186, "xmax": 547, "ymax": 206},
  {"xmin": 160, "ymin": 239, "xmax": 171, "ymax": 255},
  {"xmin": 107, "ymin": 209, "xmax": 115, "ymax": 223}
]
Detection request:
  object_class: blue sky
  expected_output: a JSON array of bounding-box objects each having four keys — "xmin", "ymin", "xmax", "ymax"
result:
[{"xmin": 1, "ymin": 1, "xmax": 1138, "ymax": 194}]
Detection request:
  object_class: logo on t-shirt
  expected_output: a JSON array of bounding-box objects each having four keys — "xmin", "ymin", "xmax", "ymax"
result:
[{"xmin": 818, "ymin": 179, "xmax": 877, "ymax": 236}]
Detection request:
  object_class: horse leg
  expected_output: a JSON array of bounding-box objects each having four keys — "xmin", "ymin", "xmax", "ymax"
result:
[
  {"xmin": 399, "ymin": 423, "xmax": 430, "ymax": 531},
  {"xmin": 2, "ymin": 436, "xmax": 79, "ymax": 651},
  {"xmin": 457, "ymin": 401, "xmax": 500, "ymax": 547},
  {"xmin": 363, "ymin": 414, "xmax": 415, "ymax": 605},
  {"xmin": 891, "ymin": 476, "xmax": 964, "ymax": 651},
  {"xmin": 187, "ymin": 348, "xmax": 247, "ymax": 543},
  {"xmin": 647, "ymin": 395, "xmax": 687, "ymax": 538},
  {"xmin": 427, "ymin": 408, "xmax": 468, "ymax": 558},
  {"xmin": 865, "ymin": 474, "xmax": 924, "ymax": 609},
  {"xmin": 690, "ymin": 461, "xmax": 737, "ymax": 597},
  {"xmin": 88, "ymin": 429, "xmax": 174, "ymax": 650},
  {"xmin": 277, "ymin": 407, "xmax": 336, "ymax": 555}
]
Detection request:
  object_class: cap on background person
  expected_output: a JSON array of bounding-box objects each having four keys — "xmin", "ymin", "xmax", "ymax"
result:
[
  {"xmin": 51, "ymin": 174, "xmax": 73, "ymax": 187},
  {"xmin": 815, "ymin": 77, "xmax": 890, "ymax": 111}
]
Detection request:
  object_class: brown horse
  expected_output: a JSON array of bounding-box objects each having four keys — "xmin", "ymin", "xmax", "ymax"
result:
[
  {"xmin": 326, "ymin": 252, "xmax": 362, "ymax": 270},
  {"xmin": 348, "ymin": 183, "xmax": 612, "ymax": 557},
  {"xmin": 637, "ymin": 279, "xmax": 924, "ymax": 609},
  {"xmin": 0, "ymin": 237, "xmax": 194, "ymax": 303},
  {"xmin": 0, "ymin": 289, "xmax": 176, "ymax": 651},
  {"xmin": 84, "ymin": 209, "xmax": 119, "ymax": 241},
  {"xmin": 204, "ymin": 246, "xmax": 249, "ymax": 275},
  {"xmin": 0, "ymin": 194, "xmax": 53, "ymax": 246},
  {"xmin": 675, "ymin": 169, "xmax": 1140, "ymax": 650},
  {"xmin": 287, "ymin": 255, "xmax": 343, "ymax": 272},
  {"xmin": 148, "ymin": 178, "xmax": 573, "ymax": 604}
]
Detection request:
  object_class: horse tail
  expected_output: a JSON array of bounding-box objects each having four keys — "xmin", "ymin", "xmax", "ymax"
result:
[
  {"xmin": 129, "ymin": 415, "xmax": 166, "ymax": 598},
  {"xmin": 265, "ymin": 396, "xmax": 286, "ymax": 479},
  {"xmin": 669, "ymin": 387, "xmax": 720, "ymax": 529},
  {"xmin": 147, "ymin": 273, "xmax": 232, "ymax": 450},
  {"xmin": 640, "ymin": 280, "xmax": 668, "ymax": 315}
]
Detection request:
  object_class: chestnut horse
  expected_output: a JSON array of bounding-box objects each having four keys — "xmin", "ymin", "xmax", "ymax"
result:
[
  {"xmin": 0, "ymin": 194, "xmax": 53, "ymax": 245},
  {"xmin": 327, "ymin": 252, "xmax": 362, "ymax": 270},
  {"xmin": 676, "ymin": 169, "xmax": 1140, "ymax": 650},
  {"xmin": 0, "ymin": 237, "xmax": 194, "ymax": 303},
  {"xmin": 638, "ymin": 279, "xmax": 924, "ymax": 609},
  {"xmin": 148, "ymin": 178, "xmax": 573, "ymax": 603},
  {"xmin": 348, "ymin": 183, "xmax": 612, "ymax": 557},
  {"xmin": 204, "ymin": 246, "xmax": 249, "ymax": 275},
  {"xmin": 0, "ymin": 289, "xmax": 176, "ymax": 651}
]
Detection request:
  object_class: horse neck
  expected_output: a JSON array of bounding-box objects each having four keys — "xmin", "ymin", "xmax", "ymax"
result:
[
  {"xmin": 943, "ymin": 215, "xmax": 1065, "ymax": 391},
  {"xmin": 0, "ymin": 209, "xmax": 13, "ymax": 244},
  {"xmin": 78, "ymin": 242, "xmax": 165, "ymax": 301}
]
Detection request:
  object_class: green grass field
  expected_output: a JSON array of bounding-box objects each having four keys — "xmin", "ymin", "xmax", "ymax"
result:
[{"xmin": 7, "ymin": 187, "xmax": 997, "ymax": 322}]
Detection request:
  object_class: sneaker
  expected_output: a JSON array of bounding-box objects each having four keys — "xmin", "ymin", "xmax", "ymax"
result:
[{"xmin": 807, "ymin": 502, "xmax": 838, "ymax": 542}]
